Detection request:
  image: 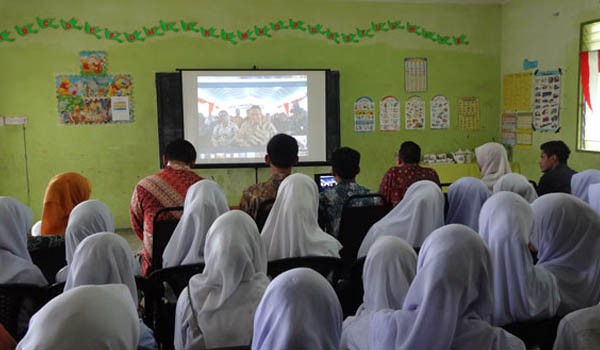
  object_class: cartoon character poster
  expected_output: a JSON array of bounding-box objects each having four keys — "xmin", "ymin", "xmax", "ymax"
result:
[
  {"xmin": 79, "ymin": 51, "xmax": 108, "ymax": 76},
  {"xmin": 55, "ymin": 74, "xmax": 133, "ymax": 124}
]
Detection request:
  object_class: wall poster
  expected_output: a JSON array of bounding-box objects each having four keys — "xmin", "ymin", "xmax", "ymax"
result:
[
  {"xmin": 405, "ymin": 96, "xmax": 425, "ymax": 130},
  {"xmin": 379, "ymin": 95, "xmax": 401, "ymax": 131},
  {"xmin": 533, "ymin": 70, "xmax": 561, "ymax": 131},
  {"xmin": 404, "ymin": 57, "xmax": 428, "ymax": 93},
  {"xmin": 430, "ymin": 95, "xmax": 449, "ymax": 129},
  {"xmin": 354, "ymin": 96, "xmax": 375, "ymax": 132}
]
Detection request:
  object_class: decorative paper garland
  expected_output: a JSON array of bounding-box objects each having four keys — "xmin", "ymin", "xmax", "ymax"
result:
[{"xmin": 0, "ymin": 17, "xmax": 469, "ymax": 46}]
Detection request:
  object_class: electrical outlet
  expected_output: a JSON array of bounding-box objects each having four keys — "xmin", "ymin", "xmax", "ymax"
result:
[{"xmin": 4, "ymin": 116, "xmax": 27, "ymax": 125}]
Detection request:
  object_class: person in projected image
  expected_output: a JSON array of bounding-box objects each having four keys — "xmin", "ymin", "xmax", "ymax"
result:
[
  {"xmin": 236, "ymin": 105, "xmax": 277, "ymax": 147},
  {"xmin": 289, "ymin": 102, "xmax": 308, "ymax": 134},
  {"xmin": 211, "ymin": 110, "xmax": 239, "ymax": 148}
]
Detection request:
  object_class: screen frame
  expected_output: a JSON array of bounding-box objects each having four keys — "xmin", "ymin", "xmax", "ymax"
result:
[{"xmin": 156, "ymin": 68, "xmax": 340, "ymax": 169}]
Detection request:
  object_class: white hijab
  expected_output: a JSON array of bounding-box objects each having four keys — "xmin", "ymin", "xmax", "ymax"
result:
[
  {"xmin": 252, "ymin": 268, "xmax": 342, "ymax": 350},
  {"xmin": 17, "ymin": 284, "xmax": 139, "ymax": 350},
  {"xmin": 554, "ymin": 304, "xmax": 600, "ymax": 350},
  {"xmin": 531, "ymin": 193, "xmax": 600, "ymax": 315},
  {"xmin": 163, "ymin": 180, "xmax": 229, "ymax": 268},
  {"xmin": 589, "ymin": 183, "xmax": 600, "ymax": 213},
  {"xmin": 358, "ymin": 180, "xmax": 443, "ymax": 257},
  {"xmin": 341, "ymin": 236, "xmax": 417, "ymax": 350},
  {"xmin": 261, "ymin": 173, "xmax": 342, "ymax": 260},
  {"xmin": 479, "ymin": 191, "xmax": 560, "ymax": 326},
  {"xmin": 56, "ymin": 200, "xmax": 114, "ymax": 282},
  {"xmin": 445, "ymin": 177, "xmax": 490, "ymax": 231},
  {"xmin": 185, "ymin": 210, "xmax": 269, "ymax": 348},
  {"xmin": 493, "ymin": 173, "xmax": 538, "ymax": 203},
  {"xmin": 571, "ymin": 169, "xmax": 600, "ymax": 202},
  {"xmin": 370, "ymin": 224, "xmax": 525, "ymax": 350},
  {"xmin": 64, "ymin": 232, "xmax": 138, "ymax": 304},
  {"xmin": 0, "ymin": 197, "xmax": 47, "ymax": 286},
  {"xmin": 475, "ymin": 142, "xmax": 512, "ymax": 190}
]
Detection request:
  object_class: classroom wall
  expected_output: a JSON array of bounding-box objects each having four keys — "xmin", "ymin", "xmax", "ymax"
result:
[
  {"xmin": 501, "ymin": 0, "xmax": 600, "ymax": 181},
  {"xmin": 0, "ymin": 0, "xmax": 502, "ymax": 228}
]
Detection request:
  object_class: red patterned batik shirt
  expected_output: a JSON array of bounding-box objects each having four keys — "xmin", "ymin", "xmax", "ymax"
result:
[
  {"xmin": 379, "ymin": 164, "xmax": 440, "ymax": 207},
  {"xmin": 130, "ymin": 165, "xmax": 202, "ymax": 276}
]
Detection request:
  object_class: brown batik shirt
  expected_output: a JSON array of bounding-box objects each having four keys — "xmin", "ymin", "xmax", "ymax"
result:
[{"xmin": 239, "ymin": 173, "xmax": 289, "ymax": 220}]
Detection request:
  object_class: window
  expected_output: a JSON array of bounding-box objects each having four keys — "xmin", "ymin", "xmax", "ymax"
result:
[{"xmin": 579, "ymin": 20, "xmax": 600, "ymax": 151}]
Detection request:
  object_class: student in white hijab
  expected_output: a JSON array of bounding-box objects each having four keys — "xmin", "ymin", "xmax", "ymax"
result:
[
  {"xmin": 475, "ymin": 142, "xmax": 512, "ymax": 190},
  {"xmin": 553, "ymin": 303, "xmax": 600, "ymax": 350},
  {"xmin": 493, "ymin": 173, "xmax": 538, "ymax": 203},
  {"xmin": 370, "ymin": 224, "xmax": 526, "ymax": 350},
  {"xmin": 341, "ymin": 236, "xmax": 417, "ymax": 350},
  {"xmin": 0, "ymin": 197, "xmax": 47, "ymax": 286},
  {"xmin": 589, "ymin": 183, "xmax": 600, "ymax": 213},
  {"xmin": 174, "ymin": 210, "xmax": 269, "ymax": 349},
  {"xmin": 571, "ymin": 169, "xmax": 600, "ymax": 203},
  {"xmin": 55, "ymin": 199, "xmax": 114, "ymax": 283},
  {"xmin": 531, "ymin": 193, "xmax": 600, "ymax": 315},
  {"xmin": 64, "ymin": 232, "xmax": 157, "ymax": 350},
  {"xmin": 445, "ymin": 177, "xmax": 490, "ymax": 231},
  {"xmin": 479, "ymin": 191, "xmax": 560, "ymax": 326},
  {"xmin": 162, "ymin": 180, "xmax": 229, "ymax": 268},
  {"xmin": 17, "ymin": 284, "xmax": 139, "ymax": 350},
  {"xmin": 261, "ymin": 173, "xmax": 342, "ymax": 260},
  {"xmin": 252, "ymin": 268, "xmax": 342, "ymax": 350},
  {"xmin": 357, "ymin": 180, "xmax": 443, "ymax": 257}
]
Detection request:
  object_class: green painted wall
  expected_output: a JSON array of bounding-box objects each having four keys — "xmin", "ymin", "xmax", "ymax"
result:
[
  {"xmin": 501, "ymin": 0, "xmax": 600, "ymax": 180},
  {"xmin": 0, "ymin": 0, "xmax": 501, "ymax": 228}
]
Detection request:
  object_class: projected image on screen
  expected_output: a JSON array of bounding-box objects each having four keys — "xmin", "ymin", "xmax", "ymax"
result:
[{"xmin": 192, "ymin": 75, "xmax": 309, "ymax": 161}]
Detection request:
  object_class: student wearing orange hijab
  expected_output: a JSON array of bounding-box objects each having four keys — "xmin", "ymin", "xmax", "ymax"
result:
[{"xmin": 40, "ymin": 172, "xmax": 91, "ymax": 236}]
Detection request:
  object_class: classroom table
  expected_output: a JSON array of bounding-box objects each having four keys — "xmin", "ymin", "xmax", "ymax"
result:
[{"xmin": 425, "ymin": 162, "xmax": 521, "ymax": 188}]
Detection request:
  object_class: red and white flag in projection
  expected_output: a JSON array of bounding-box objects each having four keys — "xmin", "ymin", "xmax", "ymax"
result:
[{"xmin": 580, "ymin": 50, "xmax": 600, "ymax": 111}]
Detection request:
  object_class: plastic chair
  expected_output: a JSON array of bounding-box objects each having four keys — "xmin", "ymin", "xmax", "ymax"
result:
[
  {"xmin": 148, "ymin": 263, "xmax": 205, "ymax": 350},
  {"xmin": 151, "ymin": 206, "xmax": 183, "ymax": 273},
  {"xmin": 502, "ymin": 316, "xmax": 563, "ymax": 350},
  {"xmin": 267, "ymin": 256, "xmax": 343, "ymax": 285},
  {"xmin": 0, "ymin": 284, "xmax": 50, "ymax": 340},
  {"xmin": 337, "ymin": 194, "xmax": 389, "ymax": 274}
]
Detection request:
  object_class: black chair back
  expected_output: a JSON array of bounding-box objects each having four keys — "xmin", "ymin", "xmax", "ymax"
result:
[
  {"xmin": 28, "ymin": 235, "xmax": 67, "ymax": 284},
  {"xmin": 151, "ymin": 206, "xmax": 184, "ymax": 273},
  {"xmin": 0, "ymin": 284, "xmax": 50, "ymax": 340},
  {"xmin": 148, "ymin": 263, "xmax": 205, "ymax": 350},
  {"xmin": 267, "ymin": 256, "xmax": 343, "ymax": 284},
  {"xmin": 337, "ymin": 194, "xmax": 389, "ymax": 273},
  {"xmin": 502, "ymin": 316, "xmax": 563, "ymax": 350}
]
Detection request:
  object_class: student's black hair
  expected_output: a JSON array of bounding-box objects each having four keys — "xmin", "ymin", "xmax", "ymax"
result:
[
  {"xmin": 540, "ymin": 140, "xmax": 570, "ymax": 164},
  {"xmin": 398, "ymin": 141, "xmax": 421, "ymax": 164},
  {"xmin": 267, "ymin": 134, "xmax": 298, "ymax": 168},
  {"xmin": 331, "ymin": 147, "xmax": 361, "ymax": 180},
  {"xmin": 164, "ymin": 139, "xmax": 197, "ymax": 164}
]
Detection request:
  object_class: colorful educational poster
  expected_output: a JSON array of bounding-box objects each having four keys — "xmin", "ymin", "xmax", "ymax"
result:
[
  {"xmin": 379, "ymin": 96, "xmax": 401, "ymax": 131},
  {"xmin": 430, "ymin": 95, "xmax": 450, "ymax": 129},
  {"xmin": 404, "ymin": 58, "xmax": 428, "ymax": 93},
  {"xmin": 533, "ymin": 70, "xmax": 561, "ymax": 131},
  {"xmin": 56, "ymin": 74, "xmax": 133, "ymax": 124},
  {"xmin": 354, "ymin": 96, "xmax": 375, "ymax": 133},
  {"xmin": 79, "ymin": 51, "xmax": 108, "ymax": 76},
  {"xmin": 405, "ymin": 96, "xmax": 425, "ymax": 130},
  {"xmin": 516, "ymin": 111, "xmax": 533, "ymax": 147},
  {"xmin": 458, "ymin": 97, "xmax": 480, "ymax": 131},
  {"xmin": 503, "ymin": 72, "xmax": 532, "ymax": 111},
  {"xmin": 501, "ymin": 112, "xmax": 517, "ymax": 146}
]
